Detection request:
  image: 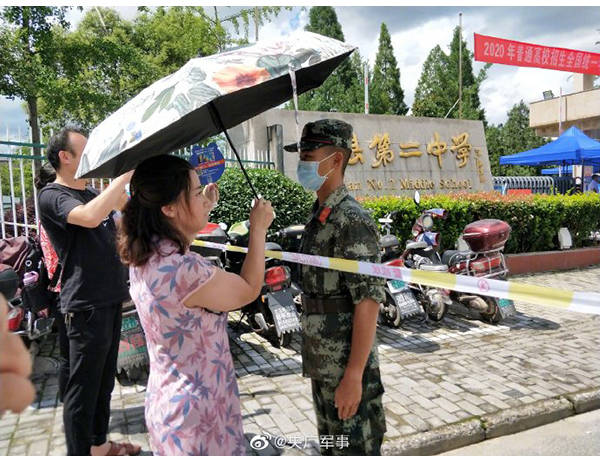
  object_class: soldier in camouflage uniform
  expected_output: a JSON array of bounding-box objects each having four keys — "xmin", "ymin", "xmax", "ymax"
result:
[{"xmin": 284, "ymin": 119, "xmax": 387, "ymax": 455}]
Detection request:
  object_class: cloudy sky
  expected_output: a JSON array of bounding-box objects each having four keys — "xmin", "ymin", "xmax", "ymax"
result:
[{"xmin": 1, "ymin": 4, "xmax": 600, "ymax": 139}]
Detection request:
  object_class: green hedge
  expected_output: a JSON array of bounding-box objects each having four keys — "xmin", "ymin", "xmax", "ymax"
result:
[
  {"xmin": 213, "ymin": 169, "xmax": 600, "ymax": 254},
  {"xmin": 211, "ymin": 168, "xmax": 314, "ymax": 232},
  {"xmin": 360, "ymin": 192, "xmax": 600, "ymax": 254}
]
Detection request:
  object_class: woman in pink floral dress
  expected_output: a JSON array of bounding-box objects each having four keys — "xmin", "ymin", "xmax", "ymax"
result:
[{"xmin": 118, "ymin": 155, "xmax": 273, "ymax": 456}]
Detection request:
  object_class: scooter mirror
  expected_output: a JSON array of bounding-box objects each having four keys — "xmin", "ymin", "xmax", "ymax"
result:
[
  {"xmin": 219, "ymin": 222, "xmax": 228, "ymax": 231},
  {"xmin": 414, "ymin": 190, "xmax": 421, "ymax": 205}
]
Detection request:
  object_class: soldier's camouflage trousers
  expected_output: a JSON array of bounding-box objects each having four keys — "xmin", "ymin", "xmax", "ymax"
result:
[{"xmin": 310, "ymin": 370, "xmax": 386, "ymax": 456}]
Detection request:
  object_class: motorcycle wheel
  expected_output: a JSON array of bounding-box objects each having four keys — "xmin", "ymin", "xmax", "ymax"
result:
[
  {"xmin": 277, "ymin": 331, "xmax": 293, "ymax": 348},
  {"xmin": 480, "ymin": 298, "xmax": 502, "ymax": 324},
  {"xmin": 382, "ymin": 305, "xmax": 402, "ymax": 327},
  {"xmin": 116, "ymin": 364, "xmax": 149, "ymax": 386},
  {"xmin": 425, "ymin": 292, "xmax": 446, "ymax": 322}
]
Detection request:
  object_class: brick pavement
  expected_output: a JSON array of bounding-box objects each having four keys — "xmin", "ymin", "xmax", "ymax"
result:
[{"xmin": 1, "ymin": 265, "xmax": 599, "ymax": 456}]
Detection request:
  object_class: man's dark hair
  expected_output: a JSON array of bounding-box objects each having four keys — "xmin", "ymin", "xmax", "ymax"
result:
[{"xmin": 46, "ymin": 126, "xmax": 87, "ymax": 170}]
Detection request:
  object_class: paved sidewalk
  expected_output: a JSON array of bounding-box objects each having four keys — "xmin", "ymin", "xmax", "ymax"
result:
[{"xmin": 1, "ymin": 265, "xmax": 599, "ymax": 456}]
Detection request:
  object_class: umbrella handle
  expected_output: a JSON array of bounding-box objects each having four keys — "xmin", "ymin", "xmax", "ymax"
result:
[{"xmin": 208, "ymin": 102, "xmax": 259, "ymax": 200}]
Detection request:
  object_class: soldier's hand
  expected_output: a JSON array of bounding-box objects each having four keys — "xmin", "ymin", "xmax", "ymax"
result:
[
  {"xmin": 334, "ymin": 375, "xmax": 362, "ymax": 420},
  {"xmin": 0, "ymin": 295, "xmax": 36, "ymax": 415}
]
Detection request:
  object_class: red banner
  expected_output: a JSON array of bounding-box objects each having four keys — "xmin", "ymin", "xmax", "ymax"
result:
[{"xmin": 474, "ymin": 33, "xmax": 600, "ymax": 75}]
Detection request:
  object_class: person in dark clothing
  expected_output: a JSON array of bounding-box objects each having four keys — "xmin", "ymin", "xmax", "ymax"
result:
[
  {"xmin": 35, "ymin": 163, "xmax": 69, "ymax": 402},
  {"xmin": 38, "ymin": 127, "xmax": 139, "ymax": 456}
]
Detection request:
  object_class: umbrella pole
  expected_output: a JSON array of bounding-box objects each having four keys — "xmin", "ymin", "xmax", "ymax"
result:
[{"xmin": 208, "ymin": 102, "xmax": 259, "ymax": 200}]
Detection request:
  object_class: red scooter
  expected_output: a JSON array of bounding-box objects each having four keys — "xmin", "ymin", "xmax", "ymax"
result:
[
  {"xmin": 408, "ymin": 192, "xmax": 516, "ymax": 324},
  {"xmin": 442, "ymin": 220, "xmax": 516, "ymax": 323}
]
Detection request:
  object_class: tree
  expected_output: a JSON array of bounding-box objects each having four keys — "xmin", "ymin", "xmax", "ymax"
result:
[
  {"xmin": 412, "ymin": 27, "xmax": 490, "ymax": 121},
  {"xmin": 370, "ymin": 23, "xmax": 407, "ymax": 115},
  {"xmin": 39, "ymin": 7, "xmax": 153, "ymax": 131},
  {"xmin": 0, "ymin": 7, "xmax": 71, "ymax": 156},
  {"xmin": 485, "ymin": 101, "xmax": 546, "ymax": 176},
  {"xmin": 295, "ymin": 6, "xmax": 364, "ymax": 113},
  {"xmin": 411, "ymin": 45, "xmax": 451, "ymax": 118},
  {"xmin": 36, "ymin": 7, "xmax": 291, "ymax": 132}
]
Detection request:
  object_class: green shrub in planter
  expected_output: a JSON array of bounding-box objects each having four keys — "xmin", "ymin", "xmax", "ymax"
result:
[
  {"xmin": 360, "ymin": 192, "xmax": 600, "ymax": 255},
  {"xmin": 210, "ymin": 168, "xmax": 314, "ymax": 232}
]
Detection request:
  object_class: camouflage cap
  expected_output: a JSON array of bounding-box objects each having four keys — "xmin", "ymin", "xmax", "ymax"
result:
[{"xmin": 284, "ymin": 119, "xmax": 353, "ymax": 152}]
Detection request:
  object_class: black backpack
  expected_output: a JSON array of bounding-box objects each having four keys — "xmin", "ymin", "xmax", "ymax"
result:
[{"xmin": 0, "ymin": 235, "xmax": 57, "ymax": 312}]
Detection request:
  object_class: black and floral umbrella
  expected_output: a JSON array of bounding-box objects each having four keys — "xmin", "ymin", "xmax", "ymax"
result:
[{"xmin": 76, "ymin": 30, "xmax": 356, "ymax": 188}]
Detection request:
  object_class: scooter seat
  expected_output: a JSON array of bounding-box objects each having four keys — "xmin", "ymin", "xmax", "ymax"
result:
[
  {"xmin": 442, "ymin": 250, "xmax": 470, "ymax": 266},
  {"xmin": 380, "ymin": 234, "xmax": 399, "ymax": 249},
  {"xmin": 420, "ymin": 263, "xmax": 449, "ymax": 272},
  {"xmin": 265, "ymin": 242, "xmax": 282, "ymax": 251}
]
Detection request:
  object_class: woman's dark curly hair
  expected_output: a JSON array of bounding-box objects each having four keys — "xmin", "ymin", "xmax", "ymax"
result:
[{"xmin": 118, "ymin": 155, "xmax": 194, "ymax": 267}]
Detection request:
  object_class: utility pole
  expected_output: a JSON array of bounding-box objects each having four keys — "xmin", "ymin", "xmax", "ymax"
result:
[
  {"xmin": 364, "ymin": 62, "xmax": 369, "ymax": 114},
  {"xmin": 458, "ymin": 12, "xmax": 463, "ymax": 119},
  {"xmin": 254, "ymin": 7, "xmax": 259, "ymax": 42}
]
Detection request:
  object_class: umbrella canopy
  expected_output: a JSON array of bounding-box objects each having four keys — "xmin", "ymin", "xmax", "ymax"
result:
[
  {"xmin": 499, "ymin": 126, "xmax": 600, "ymax": 167},
  {"xmin": 76, "ymin": 31, "xmax": 356, "ymax": 179}
]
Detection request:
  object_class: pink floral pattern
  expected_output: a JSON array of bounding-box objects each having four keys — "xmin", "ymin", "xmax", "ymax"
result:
[
  {"xmin": 39, "ymin": 225, "xmax": 60, "ymax": 292},
  {"xmin": 129, "ymin": 239, "xmax": 245, "ymax": 456}
]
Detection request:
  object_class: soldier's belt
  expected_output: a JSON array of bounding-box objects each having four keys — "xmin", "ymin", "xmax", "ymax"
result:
[
  {"xmin": 301, "ymin": 294, "xmax": 353, "ymax": 314},
  {"xmin": 192, "ymin": 239, "xmax": 600, "ymax": 315}
]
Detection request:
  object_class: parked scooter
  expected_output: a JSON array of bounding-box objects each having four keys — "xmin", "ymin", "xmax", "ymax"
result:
[
  {"xmin": 225, "ymin": 220, "xmax": 301, "ymax": 348},
  {"xmin": 407, "ymin": 192, "xmax": 516, "ymax": 324},
  {"xmin": 398, "ymin": 193, "xmax": 452, "ymax": 323},
  {"xmin": 442, "ymin": 221, "xmax": 516, "ymax": 323},
  {"xmin": 377, "ymin": 213, "xmax": 425, "ymax": 327},
  {"xmin": 272, "ymin": 224, "xmax": 306, "ymax": 309},
  {"xmin": 1, "ymin": 264, "xmax": 54, "ymax": 347},
  {"xmin": 116, "ymin": 299, "xmax": 149, "ymax": 385}
]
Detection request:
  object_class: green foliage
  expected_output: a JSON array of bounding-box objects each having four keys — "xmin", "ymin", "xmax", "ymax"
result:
[
  {"xmin": 0, "ymin": 155, "xmax": 35, "ymax": 198},
  {"xmin": 370, "ymin": 23, "xmax": 408, "ymax": 116},
  {"xmin": 412, "ymin": 27, "xmax": 490, "ymax": 122},
  {"xmin": 485, "ymin": 101, "xmax": 546, "ymax": 176},
  {"xmin": 0, "ymin": 6, "xmax": 73, "ymax": 155},
  {"xmin": 39, "ymin": 8, "xmax": 153, "ymax": 131},
  {"xmin": 294, "ymin": 6, "xmax": 364, "ymax": 114},
  {"xmin": 361, "ymin": 192, "xmax": 600, "ymax": 254},
  {"xmin": 19, "ymin": 6, "xmax": 287, "ymax": 132},
  {"xmin": 210, "ymin": 168, "xmax": 314, "ymax": 232}
]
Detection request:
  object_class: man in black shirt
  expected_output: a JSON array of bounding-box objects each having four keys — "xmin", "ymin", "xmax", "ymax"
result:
[{"xmin": 38, "ymin": 127, "xmax": 139, "ymax": 456}]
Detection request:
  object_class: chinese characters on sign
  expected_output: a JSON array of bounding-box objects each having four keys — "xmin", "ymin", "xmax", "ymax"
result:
[
  {"xmin": 474, "ymin": 148, "xmax": 486, "ymax": 184},
  {"xmin": 450, "ymin": 132, "xmax": 472, "ymax": 168},
  {"xmin": 427, "ymin": 132, "xmax": 448, "ymax": 168},
  {"xmin": 474, "ymin": 33, "xmax": 600, "ymax": 75},
  {"xmin": 369, "ymin": 133, "xmax": 394, "ymax": 168},
  {"xmin": 350, "ymin": 131, "xmax": 476, "ymax": 170},
  {"xmin": 348, "ymin": 133, "xmax": 364, "ymax": 165}
]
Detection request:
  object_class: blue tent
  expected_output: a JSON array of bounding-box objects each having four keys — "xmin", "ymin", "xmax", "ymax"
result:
[{"xmin": 499, "ymin": 126, "xmax": 600, "ymax": 166}]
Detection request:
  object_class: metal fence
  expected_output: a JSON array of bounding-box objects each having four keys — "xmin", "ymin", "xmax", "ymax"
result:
[
  {"xmin": 0, "ymin": 127, "xmax": 273, "ymax": 238},
  {"xmin": 493, "ymin": 176, "xmax": 557, "ymax": 194}
]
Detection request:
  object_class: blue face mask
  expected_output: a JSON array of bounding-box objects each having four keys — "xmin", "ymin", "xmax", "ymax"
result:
[{"xmin": 296, "ymin": 152, "xmax": 336, "ymax": 191}]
